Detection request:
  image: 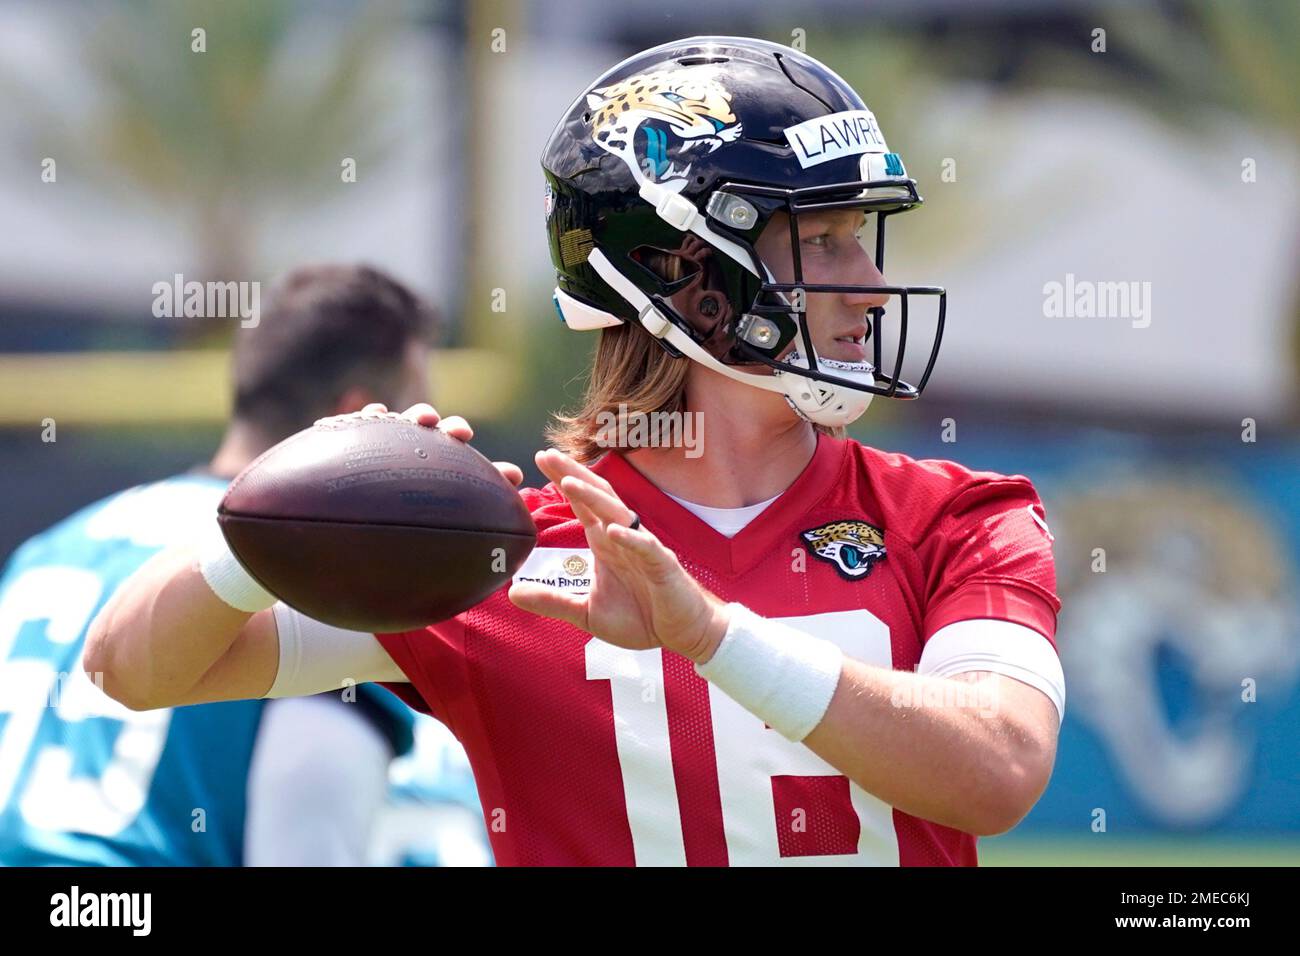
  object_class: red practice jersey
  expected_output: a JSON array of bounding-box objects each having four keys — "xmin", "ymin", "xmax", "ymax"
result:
[{"xmin": 376, "ymin": 434, "xmax": 1060, "ymax": 866}]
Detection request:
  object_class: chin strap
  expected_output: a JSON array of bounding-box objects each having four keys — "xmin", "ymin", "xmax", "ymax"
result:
[
  {"xmin": 585, "ymin": 249, "xmax": 785, "ymax": 395},
  {"xmin": 582, "ymin": 248, "xmax": 873, "ymax": 427}
]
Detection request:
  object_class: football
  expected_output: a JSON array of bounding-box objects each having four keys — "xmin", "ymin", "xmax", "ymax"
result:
[{"xmin": 217, "ymin": 414, "xmax": 537, "ymax": 632}]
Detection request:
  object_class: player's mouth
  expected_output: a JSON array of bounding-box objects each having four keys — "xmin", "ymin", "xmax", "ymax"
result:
[{"xmin": 828, "ymin": 326, "xmax": 870, "ymax": 362}]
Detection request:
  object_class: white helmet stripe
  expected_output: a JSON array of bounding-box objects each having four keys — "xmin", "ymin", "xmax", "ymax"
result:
[{"xmin": 553, "ymin": 285, "xmax": 623, "ymax": 330}]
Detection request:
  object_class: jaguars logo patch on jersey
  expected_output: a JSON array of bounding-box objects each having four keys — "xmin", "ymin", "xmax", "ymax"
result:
[{"xmin": 801, "ymin": 519, "xmax": 887, "ymax": 580}]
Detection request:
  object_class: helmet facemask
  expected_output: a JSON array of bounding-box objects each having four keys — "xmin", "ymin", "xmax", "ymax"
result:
[
  {"xmin": 592, "ymin": 170, "xmax": 947, "ymax": 427},
  {"xmin": 726, "ymin": 175, "xmax": 947, "ymax": 408}
]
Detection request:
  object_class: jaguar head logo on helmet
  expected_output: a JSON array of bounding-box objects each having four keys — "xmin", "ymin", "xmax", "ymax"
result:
[
  {"xmin": 587, "ymin": 69, "xmax": 743, "ymax": 190},
  {"xmin": 541, "ymin": 36, "xmax": 946, "ymax": 429}
]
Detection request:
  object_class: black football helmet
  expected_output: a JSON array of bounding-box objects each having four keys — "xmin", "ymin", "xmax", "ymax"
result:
[{"xmin": 541, "ymin": 36, "xmax": 945, "ymax": 427}]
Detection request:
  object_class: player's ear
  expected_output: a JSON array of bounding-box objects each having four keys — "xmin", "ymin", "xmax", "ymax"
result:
[
  {"xmin": 332, "ymin": 385, "xmax": 377, "ymax": 416},
  {"xmin": 632, "ymin": 246, "xmax": 731, "ymax": 337}
]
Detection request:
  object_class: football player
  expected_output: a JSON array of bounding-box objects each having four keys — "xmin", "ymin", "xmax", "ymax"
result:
[
  {"xmin": 0, "ymin": 264, "xmax": 435, "ymax": 866},
  {"xmin": 88, "ymin": 38, "xmax": 1064, "ymax": 865}
]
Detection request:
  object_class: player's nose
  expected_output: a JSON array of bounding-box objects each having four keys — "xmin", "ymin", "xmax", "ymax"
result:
[{"xmin": 843, "ymin": 247, "xmax": 890, "ymax": 312}]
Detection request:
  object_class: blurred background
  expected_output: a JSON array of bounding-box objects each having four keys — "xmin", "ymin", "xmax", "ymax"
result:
[{"xmin": 0, "ymin": 0, "xmax": 1297, "ymax": 865}]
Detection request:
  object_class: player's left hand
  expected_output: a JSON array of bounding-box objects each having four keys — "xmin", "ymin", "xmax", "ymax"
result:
[{"xmin": 508, "ymin": 449, "xmax": 730, "ymax": 664}]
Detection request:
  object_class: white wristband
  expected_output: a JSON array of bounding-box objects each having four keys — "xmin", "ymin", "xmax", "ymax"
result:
[
  {"xmin": 694, "ymin": 603, "xmax": 844, "ymax": 742},
  {"xmin": 198, "ymin": 521, "xmax": 277, "ymax": 613}
]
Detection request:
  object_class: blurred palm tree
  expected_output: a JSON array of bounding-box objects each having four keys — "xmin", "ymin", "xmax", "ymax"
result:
[
  {"xmin": 824, "ymin": 0, "xmax": 1300, "ymax": 416},
  {"xmin": 5, "ymin": 0, "xmax": 406, "ymax": 332},
  {"xmin": 1082, "ymin": 1, "xmax": 1300, "ymax": 403},
  {"xmin": 1085, "ymin": 0, "xmax": 1297, "ymax": 138},
  {"xmin": 1034, "ymin": 0, "xmax": 1300, "ymax": 418}
]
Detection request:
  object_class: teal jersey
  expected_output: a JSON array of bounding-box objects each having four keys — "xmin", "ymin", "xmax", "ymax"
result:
[{"xmin": 0, "ymin": 473, "xmax": 414, "ymax": 866}]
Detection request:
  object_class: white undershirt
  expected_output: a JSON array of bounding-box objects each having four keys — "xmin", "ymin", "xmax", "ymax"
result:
[{"xmin": 663, "ymin": 490, "xmax": 781, "ymax": 538}]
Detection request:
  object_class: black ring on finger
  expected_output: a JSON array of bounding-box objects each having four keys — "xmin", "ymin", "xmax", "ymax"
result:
[{"xmin": 627, "ymin": 511, "xmax": 641, "ymax": 531}]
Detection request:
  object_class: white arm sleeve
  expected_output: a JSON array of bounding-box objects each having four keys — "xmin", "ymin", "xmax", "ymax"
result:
[
  {"xmin": 918, "ymin": 618, "xmax": 1066, "ymax": 724},
  {"xmin": 265, "ymin": 603, "xmax": 407, "ymax": 699},
  {"xmin": 244, "ymin": 695, "xmax": 393, "ymax": 866}
]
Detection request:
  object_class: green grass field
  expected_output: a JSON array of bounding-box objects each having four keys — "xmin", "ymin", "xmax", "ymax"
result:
[{"xmin": 980, "ymin": 836, "xmax": 1300, "ymax": 866}]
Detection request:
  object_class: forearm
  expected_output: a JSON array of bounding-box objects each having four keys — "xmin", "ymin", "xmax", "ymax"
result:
[
  {"xmin": 691, "ymin": 602, "xmax": 1056, "ymax": 836},
  {"xmin": 802, "ymin": 663, "xmax": 1049, "ymax": 835},
  {"xmin": 85, "ymin": 545, "xmax": 265, "ymax": 709}
]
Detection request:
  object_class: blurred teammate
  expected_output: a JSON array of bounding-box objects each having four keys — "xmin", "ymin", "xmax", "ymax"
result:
[
  {"xmin": 91, "ymin": 38, "xmax": 1064, "ymax": 866},
  {"xmin": 0, "ymin": 264, "xmax": 438, "ymax": 866},
  {"xmin": 368, "ymin": 714, "xmax": 492, "ymax": 867}
]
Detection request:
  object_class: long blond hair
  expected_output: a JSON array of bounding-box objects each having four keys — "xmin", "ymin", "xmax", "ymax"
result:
[{"xmin": 547, "ymin": 304, "xmax": 843, "ymax": 462}]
